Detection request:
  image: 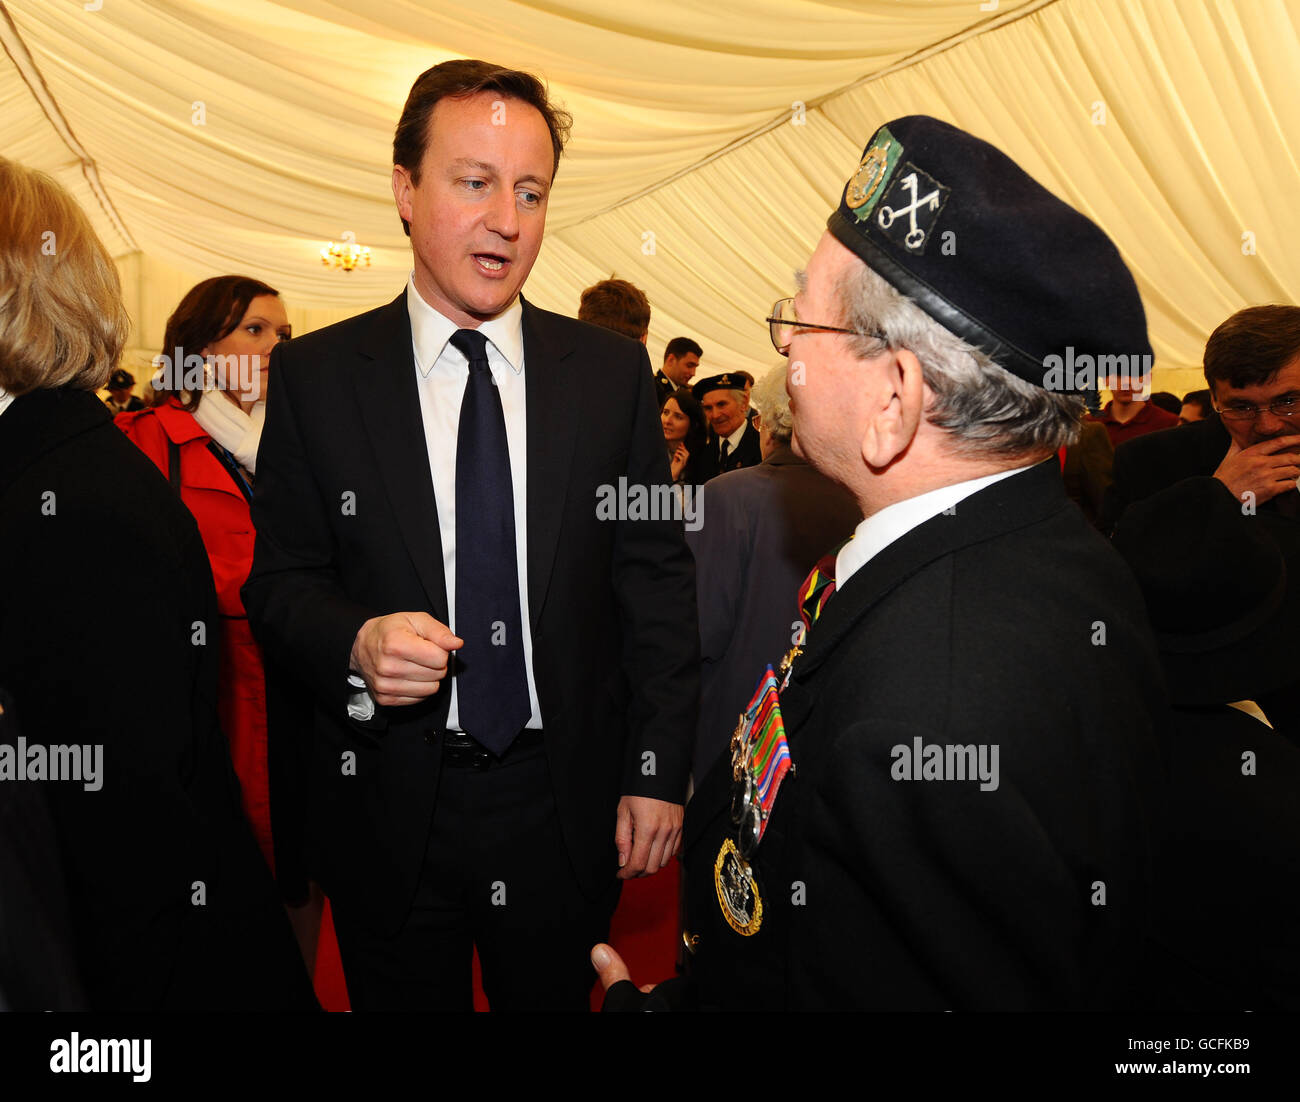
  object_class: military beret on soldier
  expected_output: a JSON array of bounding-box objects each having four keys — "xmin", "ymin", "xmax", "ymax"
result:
[
  {"xmin": 826, "ymin": 115, "xmax": 1152, "ymax": 395},
  {"xmin": 691, "ymin": 372, "xmax": 748, "ymax": 401}
]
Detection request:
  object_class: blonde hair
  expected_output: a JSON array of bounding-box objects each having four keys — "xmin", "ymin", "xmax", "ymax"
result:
[{"xmin": 0, "ymin": 157, "xmax": 129, "ymax": 396}]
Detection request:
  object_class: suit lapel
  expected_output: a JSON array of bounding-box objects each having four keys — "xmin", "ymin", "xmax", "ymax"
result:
[
  {"xmin": 352, "ymin": 293, "xmax": 449, "ymax": 621},
  {"xmin": 522, "ymin": 299, "xmax": 580, "ymax": 627},
  {"xmin": 793, "ymin": 460, "xmax": 1067, "ymax": 685}
]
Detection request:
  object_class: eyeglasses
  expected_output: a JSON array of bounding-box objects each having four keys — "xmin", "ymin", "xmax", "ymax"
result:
[
  {"xmin": 764, "ymin": 297, "xmax": 886, "ymax": 357},
  {"xmin": 1213, "ymin": 396, "xmax": 1300, "ymax": 422}
]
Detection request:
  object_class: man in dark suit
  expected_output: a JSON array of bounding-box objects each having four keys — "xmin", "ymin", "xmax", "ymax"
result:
[
  {"xmin": 685, "ymin": 369, "xmax": 859, "ymax": 780},
  {"xmin": 1107, "ymin": 304, "xmax": 1300, "ymax": 735},
  {"xmin": 654, "ymin": 337, "xmax": 701, "ymax": 406},
  {"xmin": 694, "ymin": 372, "xmax": 762, "ymax": 481},
  {"xmin": 243, "ymin": 60, "xmax": 696, "ymax": 1011},
  {"xmin": 1113, "ymin": 480, "xmax": 1300, "ymax": 1009},
  {"xmin": 1109, "ymin": 305, "xmax": 1300, "ymax": 525},
  {"xmin": 596, "ymin": 116, "xmax": 1164, "ymax": 1010},
  {"xmin": 102, "ymin": 368, "xmax": 146, "ymax": 414}
]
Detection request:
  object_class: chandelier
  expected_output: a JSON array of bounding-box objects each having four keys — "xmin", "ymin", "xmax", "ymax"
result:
[{"xmin": 320, "ymin": 235, "xmax": 371, "ymax": 272}]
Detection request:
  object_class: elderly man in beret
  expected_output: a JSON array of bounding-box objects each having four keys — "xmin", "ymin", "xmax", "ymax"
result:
[
  {"xmin": 694, "ymin": 372, "xmax": 762, "ymax": 481},
  {"xmin": 103, "ymin": 368, "xmax": 146, "ymax": 414},
  {"xmin": 595, "ymin": 115, "xmax": 1165, "ymax": 1010}
]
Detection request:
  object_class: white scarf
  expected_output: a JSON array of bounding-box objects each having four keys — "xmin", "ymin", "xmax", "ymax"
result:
[{"xmin": 191, "ymin": 392, "xmax": 266, "ymax": 474}]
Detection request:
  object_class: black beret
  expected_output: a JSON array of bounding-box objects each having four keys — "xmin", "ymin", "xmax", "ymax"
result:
[
  {"xmin": 108, "ymin": 368, "xmax": 134, "ymax": 389},
  {"xmin": 827, "ymin": 116, "xmax": 1152, "ymax": 393},
  {"xmin": 691, "ymin": 373, "xmax": 747, "ymax": 401}
]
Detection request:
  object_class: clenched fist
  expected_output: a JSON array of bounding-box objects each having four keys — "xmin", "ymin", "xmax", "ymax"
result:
[{"xmin": 350, "ymin": 612, "xmax": 462, "ymax": 707}]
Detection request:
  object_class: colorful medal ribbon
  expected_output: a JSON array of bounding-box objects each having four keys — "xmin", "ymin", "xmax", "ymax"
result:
[
  {"xmin": 797, "ymin": 552, "xmax": 837, "ymax": 636},
  {"xmin": 738, "ymin": 665, "xmax": 792, "ymax": 848}
]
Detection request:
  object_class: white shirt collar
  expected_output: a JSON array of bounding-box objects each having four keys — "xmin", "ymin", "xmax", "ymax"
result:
[
  {"xmin": 722, "ymin": 421, "xmax": 748, "ymax": 451},
  {"xmin": 835, "ymin": 465, "xmax": 1034, "ymax": 590},
  {"xmin": 0, "ymin": 389, "xmax": 14, "ymax": 418},
  {"xmin": 405, "ymin": 273, "xmax": 525, "ymax": 377}
]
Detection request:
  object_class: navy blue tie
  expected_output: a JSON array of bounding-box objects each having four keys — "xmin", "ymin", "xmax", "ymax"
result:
[{"xmin": 450, "ymin": 328, "xmax": 530, "ymax": 755}]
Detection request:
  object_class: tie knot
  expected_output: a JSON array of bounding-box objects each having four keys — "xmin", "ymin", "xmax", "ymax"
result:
[{"xmin": 449, "ymin": 328, "xmax": 490, "ymax": 370}]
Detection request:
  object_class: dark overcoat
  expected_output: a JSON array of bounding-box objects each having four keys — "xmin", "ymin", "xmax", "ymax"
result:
[{"xmin": 0, "ymin": 388, "xmax": 313, "ymax": 1010}]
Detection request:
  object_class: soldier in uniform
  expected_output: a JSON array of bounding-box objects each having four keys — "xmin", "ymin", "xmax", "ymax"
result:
[
  {"xmin": 655, "ymin": 337, "xmax": 702, "ymax": 406},
  {"xmin": 694, "ymin": 372, "xmax": 762, "ymax": 481},
  {"xmin": 594, "ymin": 115, "xmax": 1165, "ymax": 1010}
]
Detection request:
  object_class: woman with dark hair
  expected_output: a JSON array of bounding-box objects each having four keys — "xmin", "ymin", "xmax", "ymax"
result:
[
  {"xmin": 661, "ymin": 389, "xmax": 706, "ymax": 485},
  {"xmin": 117, "ymin": 276, "xmax": 290, "ymax": 872},
  {"xmin": 0, "ymin": 158, "xmax": 312, "ymax": 1009}
]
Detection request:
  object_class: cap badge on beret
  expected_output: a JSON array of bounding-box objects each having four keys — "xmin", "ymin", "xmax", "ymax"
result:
[
  {"xmin": 876, "ymin": 166, "xmax": 950, "ymax": 254},
  {"xmin": 826, "ymin": 115, "xmax": 1153, "ymax": 391},
  {"xmin": 845, "ymin": 126, "xmax": 903, "ymax": 221},
  {"xmin": 691, "ymin": 372, "xmax": 745, "ymax": 401}
]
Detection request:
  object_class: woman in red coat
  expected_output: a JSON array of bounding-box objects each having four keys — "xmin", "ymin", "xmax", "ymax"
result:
[{"xmin": 117, "ymin": 276, "xmax": 290, "ymax": 870}]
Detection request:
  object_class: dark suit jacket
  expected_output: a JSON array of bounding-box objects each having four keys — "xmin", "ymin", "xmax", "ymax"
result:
[
  {"xmin": 682, "ymin": 460, "xmax": 1165, "ymax": 1009},
  {"xmin": 243, "ymin": 294, "xmax": 699, "ymax": 937},
  {"xmin": 1106, "ymin": 414, "xmax": 1231, "ymax": 528},
  {"xmin": 1062, "ymin": 419, "xmax": 1113, "ymax": 530},
  {"xmin": 1139, "ymin": 705, "xmax": 1300, "ymax": 1010},
  {"xmin": 1107, "ymin": 414, "xmax": 1300, "ymax": 737},
  {"xmin": 685, "ymin": 444, "xmax": 860, "ymax": 778},
  {"xmin": 0, "ymin": 388, "xmax": 313, "ymax": 1010},
  {"xmin": 697, "ymin": 421, "xmax": 762, "ymax": 482},
  {"xmin": 653, "ymin": 370, "xmax": 676, "ymax": 408}
]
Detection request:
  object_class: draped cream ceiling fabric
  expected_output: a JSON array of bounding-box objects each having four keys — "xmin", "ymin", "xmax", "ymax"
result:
[{"xmin": 2, "ymin": 0, "xmax": 1297, "ymax": 396}]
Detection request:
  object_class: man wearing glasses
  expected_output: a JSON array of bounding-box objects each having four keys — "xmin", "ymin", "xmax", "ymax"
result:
[
  {"xmin": 1111, "ymin": 305, "xmax": 1300, "ymax": 523},
  {"xmin": 595, "ymin": 115, "xmax": 1164, "ymax": 1009},
  {"xmin": 1108, "ymin": 305, "xmax": 1300, "ymax": 736}
]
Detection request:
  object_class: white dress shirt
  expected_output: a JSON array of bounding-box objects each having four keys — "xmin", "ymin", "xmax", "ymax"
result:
[
  {"xmin": 347, "ymin": 276, "xmax": 542, "ymax": 730},
  {"xmin": 0, "ymin": 390, "xmax": 14, "ymax": 418},
  {"xmin": 718, "ymin": 421, "xmax": 747, "ymax": 459},
  {"xmin": 835, "ymin": 465, "xmax": 1033, "ymax": 590}
]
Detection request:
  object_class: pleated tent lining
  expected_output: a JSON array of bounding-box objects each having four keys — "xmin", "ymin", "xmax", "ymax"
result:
[{"xmin": 2, "ymin": 0, "xmax": 1296, "ymax": 394}]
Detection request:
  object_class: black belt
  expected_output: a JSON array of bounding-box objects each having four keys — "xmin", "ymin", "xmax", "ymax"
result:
[{"xmin": 440, "ymin": 728, "xmax": 543, "ymax": 769}]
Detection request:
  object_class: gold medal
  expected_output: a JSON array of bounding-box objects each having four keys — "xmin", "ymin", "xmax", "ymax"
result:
[{"xmin": 714, "ymin": 837, "xmax": 763, "ymax": 936}]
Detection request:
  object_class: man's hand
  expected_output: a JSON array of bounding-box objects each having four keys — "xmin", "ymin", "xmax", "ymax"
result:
[
  {"xmin": 350, "ymin": 612, "xmax": 462, "ymax": 707},
  {"xmin": 591, "ymin": 943, "xmax": 655, "ymax": 995},
  {"xmin": 1214, "ymin": 434, "xmax": 1300, "ymax": 506},
  {"xmin": 614, "ymin": 795, "xmax": 683, "ymax": 879}
]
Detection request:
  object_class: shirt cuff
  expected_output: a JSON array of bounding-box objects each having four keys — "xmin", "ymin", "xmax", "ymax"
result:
[{"xmin": 346, "ymin": 673, "xmax": 375, "ymax": 721}]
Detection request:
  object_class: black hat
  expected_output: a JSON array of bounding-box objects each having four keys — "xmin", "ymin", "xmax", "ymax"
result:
[
  {"xmin": 1112, "ymin": 479, "xmax": 1300, "ymax": 707},
  {"xmin": 826, "ymin": 116, "xmax": 1151, "ymax": 394},
  {"xmin": 108, "ymin": 368, "xmax": 134, "ymax": 389},
  {"xmin": 692, "ymin": 372, "xmax": 748, "ymax": 401}
]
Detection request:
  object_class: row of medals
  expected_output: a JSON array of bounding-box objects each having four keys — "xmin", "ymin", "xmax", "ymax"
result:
[{"xmin": 713, "ymin": 639, "xmax": 802, "ymax": 937}]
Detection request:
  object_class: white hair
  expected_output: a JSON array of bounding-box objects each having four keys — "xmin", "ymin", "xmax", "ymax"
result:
[
  {"xmin": 838, "ymin": 264, "xmax": 1083, "ymax": 459},
  {"xmin": 752, "ymin": 369, "xmax": 792, "ymax": 443}
]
